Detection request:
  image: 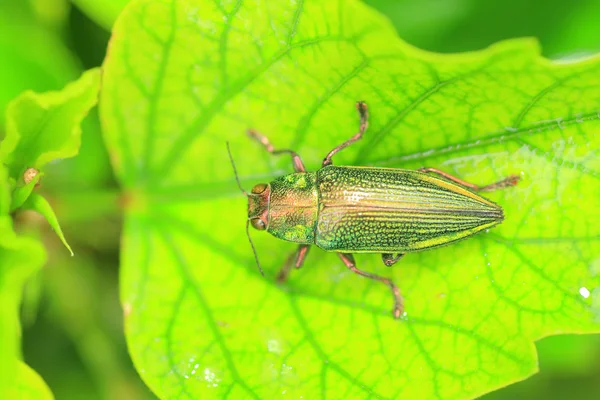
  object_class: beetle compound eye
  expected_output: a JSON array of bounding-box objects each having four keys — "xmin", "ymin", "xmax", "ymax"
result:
[
  {"xmin": 251, "ymin": 183, "xmax": 267, "ymax": 194},
  {"xmin": 250, "ymin": 218, "xmax": 266, "ymax": 230}
]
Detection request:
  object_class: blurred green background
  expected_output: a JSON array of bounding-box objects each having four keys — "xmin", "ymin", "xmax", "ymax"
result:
[{"xmin": 2, "ymin": 0, "xmax": 599, "ymax": 398}]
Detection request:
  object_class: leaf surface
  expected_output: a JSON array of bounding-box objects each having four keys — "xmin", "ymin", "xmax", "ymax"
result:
[
  {"xmin": 100, "ymin": 0, "xmax": 600, "ymax": 398},
  {"xmin": 0, "ymin": 168, "xmax": 46, "ymax": 399},
  {"xmin": 15, "ymin": 362, "xmax": 54, "ymax": 400}
]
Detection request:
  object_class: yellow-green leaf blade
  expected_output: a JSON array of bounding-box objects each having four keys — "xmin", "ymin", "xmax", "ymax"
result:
[
  {"xmin": 14, "ymin": 362, "xmax": 54, "ymax": 400},
  {"xmin": 0, "ymin": 168, "xmax": 47, "ymax": 398},
  {"xmin": 22, "ymin": 193, "xmax": 73, "ymax": 256},
  {"xmin": 100, "ymin": 0, "xmax": 600, "ymax": 398}
]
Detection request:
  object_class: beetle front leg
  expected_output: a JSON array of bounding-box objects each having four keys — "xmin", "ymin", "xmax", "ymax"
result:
[
  {"xmin": 338, "ymin": 253, "xmax": 404, "ymax": 318},
  {"xmin": 382, "ymin": 253, "xmax": 404, "ymax": 267},
  {"xmin": 418, "ymin": 168, "xmax": 520, "ymax": 192},
  {"xmin": 248, "ymin": 129, "xmax": 306, "ymax": 172},
  {"xmin": 322, "ymin": 101, "xmax": 369, "ymax": 167},
  {"xmin": 277, "ymin": 244, "xmax": 310, "ymax": 282}
]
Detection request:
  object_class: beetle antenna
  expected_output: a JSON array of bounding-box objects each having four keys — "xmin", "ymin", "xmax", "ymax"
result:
[
  {"xmin": 227, "ymin": 142, "xmax": 263, "ymax": 275},
  {"xmin": 246, "ymin": 219, "xmax": 264, "ymax": 276},
  {"xmin": 226, "ymin": 141, "xmax": 247, "ymax": 196}
]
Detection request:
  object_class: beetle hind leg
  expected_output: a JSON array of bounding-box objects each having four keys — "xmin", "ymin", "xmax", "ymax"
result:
[
  {"xmin": 382, "ymin": 253, "xmax": 404, "ymax": 267},
  {"xmin": 418, "ymin": 167, "xmax": 520, "ymax": 192},
  {"xmin": 338, "ymin": 253, "xmax": 404, "ymax": 319}
]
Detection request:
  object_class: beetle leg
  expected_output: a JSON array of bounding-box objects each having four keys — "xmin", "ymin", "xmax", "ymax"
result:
[
  {"xmin": 381, "ymin": 253, "xmax": 404, "ymax": 267},
  {"xmin": 247, "ymin": 129, "xmax": 306, "ymax": 172},
  {"xmin": 418, "ymin": 168, "xmax": 520, "ymax": 192},
  {"xmin": 277, "ymin": 244, "xmax": 311, "ymax": 282},
  {"xmin": 322, "ymin": 101, "xmax": 369, "ymax": 167},
  {"xmin": 338, "ymin": 253, "xmax": 404, "ymax": 318}
]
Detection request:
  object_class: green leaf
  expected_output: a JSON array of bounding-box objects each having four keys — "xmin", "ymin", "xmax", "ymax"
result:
[
  {"xmin": 71, "ymin": 0, "xmax": 131, "ymax": 30},
  {"xmin": 0, "ymin": 68, "xmax": 101, "ymax": 181},
  {"xmin": 22, "ymin": 193, "xmax": 74, "ymax": 256},
  {"xmin": 545, "ymin": 0, "xmax": 600, "ymax": 57},
  {"xmin": 0, "ymin": 68, "xmax": 101, "ymax": 252},
  {"xmin": 15, "ymin": 361, "xmax": 54, "ymax": 400},
  {"xmin": 100, "ymin": 0, "xmax": 600, "ymax": 398},
  {"xmin": 41, "ymin": 252, "xmax": 154, "ymax": 399},
  {"xmin": 0, "ymin": 1, "xmax": 80, "ymax": 130},
  {"xmin": 365, "ymin": 0, "xmax": 600, "ymax": 58},
  {"xmin": 535, "ymin": 335, "xmax": 600, "ymax": 374},
  {"xmin": 0, "ymin": 165, "xmax": 46, "ymax": 399}
]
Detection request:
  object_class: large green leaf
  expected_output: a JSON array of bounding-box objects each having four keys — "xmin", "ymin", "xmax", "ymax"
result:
[{"xmin": 100, "ymin": 0, "xmax": 600, "ymax": 398}]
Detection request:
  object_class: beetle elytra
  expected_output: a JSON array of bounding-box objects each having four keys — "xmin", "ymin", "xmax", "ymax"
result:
[{"xmin": 230, "ymin": 102, "xmax": 519, "ymax": 318}]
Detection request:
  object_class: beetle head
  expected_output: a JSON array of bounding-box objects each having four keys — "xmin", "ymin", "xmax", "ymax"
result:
[
  {"xmin": 248, "ymin": 183, "xmax": 270, "ymax": 231},
  {"xmin": 226, "ymin": 142, "xmax": 266, "ymax": 276}
]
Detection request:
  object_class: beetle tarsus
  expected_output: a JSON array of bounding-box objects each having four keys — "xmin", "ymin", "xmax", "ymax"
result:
[
  {"xmin": 337, "ymin": 253, "xmax": 404, "ymax": 319},
  {"xmin": 382, "ymin": 253, "xmax": 404, "ymax": 267},
  {"xmin": 322, "ymin": 101, "xmax": 369, "ymax": 167},
  {"xmin": 393, "ymin": 300, "xmax": 403, "ymax": 319},
  {"xmin": 479, "ymin": 174, "xmax": 521, "ymax": 191}
]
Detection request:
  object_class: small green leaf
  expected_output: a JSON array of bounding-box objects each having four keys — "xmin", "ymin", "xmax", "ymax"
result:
[
  {"xmin": 22, "ymin": 193, "xmax": 73, "ymax": 256},
  {"xmin": 0, "ymin": 68, "xmax": 101, "ymax": 181},
  {"xmin": 0, "ymin": 68, "xmax": 100, "ymax": 247},
  {"xmin": 15, "ymin": 361, "xmax": 54, "ymax": 400},
  {"xmin": 0, "ymin": 168, "xmax": 47, "ymax": 398},
  {"xmin": 101, "ymin": 0, "xmax": 600, "ymax": 398}
]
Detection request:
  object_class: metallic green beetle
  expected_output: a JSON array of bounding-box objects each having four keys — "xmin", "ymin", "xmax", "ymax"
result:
[{"xmin": 233, "ymin": 102, "xmax": 519, "ymax": 318}]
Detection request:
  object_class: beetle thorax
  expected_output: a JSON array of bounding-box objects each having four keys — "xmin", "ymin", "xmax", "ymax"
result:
[{"xmin": 266, "ymin": 172, "xmax": 319, "ymax": 244}]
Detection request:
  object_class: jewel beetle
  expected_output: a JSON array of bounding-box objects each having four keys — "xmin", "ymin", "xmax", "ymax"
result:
[{"xmin": 229, "ymin": 102, "xmax": 519, "ymax": 318}]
